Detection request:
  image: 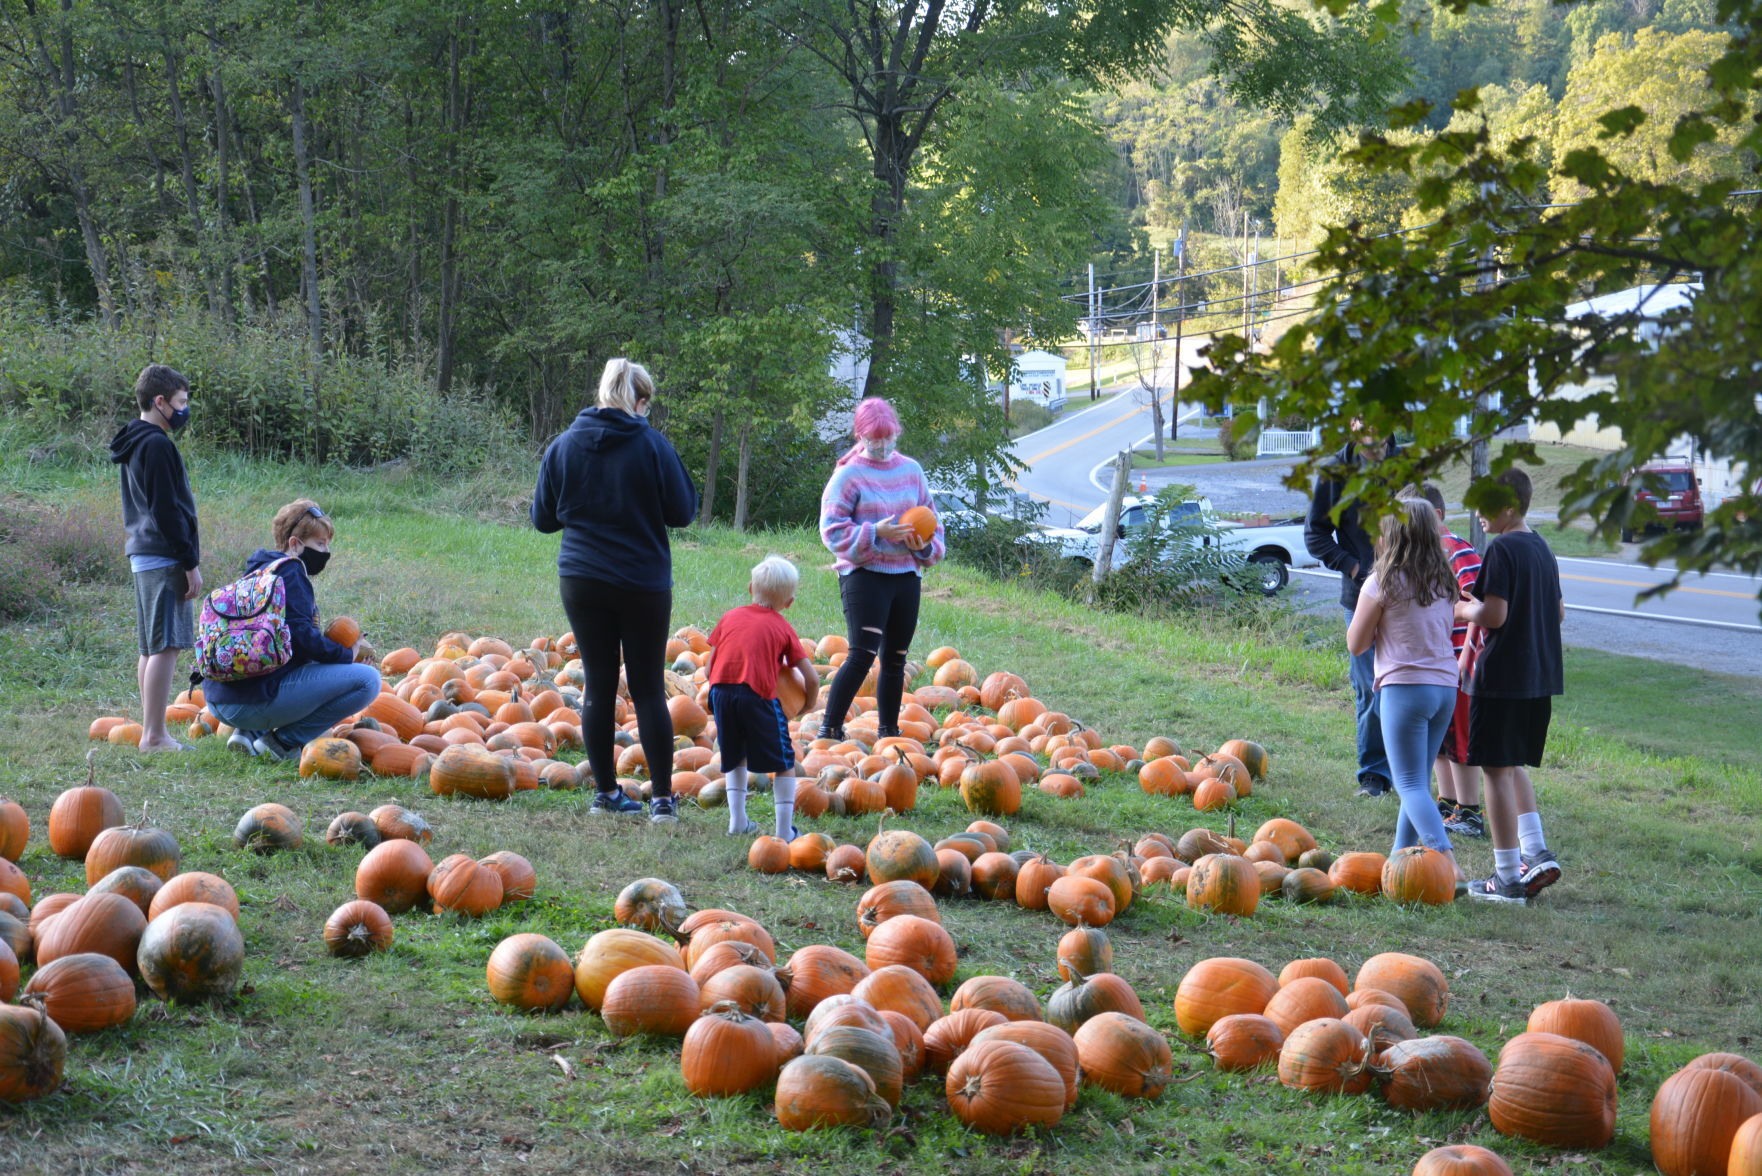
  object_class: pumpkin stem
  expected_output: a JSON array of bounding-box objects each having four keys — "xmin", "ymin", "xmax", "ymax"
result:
[
  {"xmin": 657, "ymin": 912, "xmax": 691, "ymax": 947},
  {"xmin": 1227, "ymin": 813, "xmax": 1237, "ymax": 840}
]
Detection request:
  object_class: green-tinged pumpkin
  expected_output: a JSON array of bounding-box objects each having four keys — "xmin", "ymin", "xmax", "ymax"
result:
[
  {"xmin": 0, "ymin": 1004, "xmax": 66, "ymax": 1102},
  {"xmin": 486, "ymin": 933, "xmax": 575, "ymax": 1012},
  {"xmin": 1046, "ymin": 970, "xmax": 1145, "ymax": 1035},
  {"xmin": 1375, "ymin": 1036, "xmax": 1493, "ymax": 1112},
  {"xmin": 774, "ymin": 1055, "xmax": 890, "ymax": 1131},
  {"xmin": 137, "ymin": 901, "xmax": 245, "ymax": 1003},
  {"xmin": 233, "ymin": 803, "xmax": 303, "ymax": 854},
  {"xmin": 1185, "ymin": 853, "xmax": 1259, "ymax": 917}
]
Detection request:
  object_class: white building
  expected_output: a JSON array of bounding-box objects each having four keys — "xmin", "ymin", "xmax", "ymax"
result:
[{"xmin": 1001, "ymin": 350, "xmax": 1068, "ymax": 412}]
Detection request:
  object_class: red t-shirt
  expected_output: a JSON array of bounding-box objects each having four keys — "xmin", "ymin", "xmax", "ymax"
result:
[{"xmin": 707, "ymin": 604, "xmax": 802, "ymax": 698}]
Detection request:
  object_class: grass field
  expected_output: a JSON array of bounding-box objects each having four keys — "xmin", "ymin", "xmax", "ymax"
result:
[{"xmin": 2, "ymin": 447, "xmax": 1759, "ymax": 1175}]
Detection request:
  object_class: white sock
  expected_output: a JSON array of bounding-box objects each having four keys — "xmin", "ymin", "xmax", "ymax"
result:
[
  {"xmin": 1517, "ymin": 811, "xmax": 1547, "ymax": 857},
  {"xmin": 772, "ymin": 774, "xmax": 797, "ymax": 841},
  {"xmin": 725, "ymin": 766, "xmax": 749, "ymax": 833},
  {"xmin": 1494, "ymin": 847, "xmax": 1522, "ymax": 884}
]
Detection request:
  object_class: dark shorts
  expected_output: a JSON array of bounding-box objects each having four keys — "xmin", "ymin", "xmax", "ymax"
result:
[
  {"xmin": 134, "ymin": 567, "xmax": 194, "ymax": 656},
  {"xmin": 1440, "ymin": 687, "xmax": 1472, "ymax": 764},
  {"xmin": 710, "ymin": 683, "xmax": 795, "ymax": 774},
  {"xmin": 1466, "ymin": 694, "xmax": 1552, "ymax": 768}
]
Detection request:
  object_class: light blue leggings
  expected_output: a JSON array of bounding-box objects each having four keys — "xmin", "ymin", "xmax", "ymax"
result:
[{"xmin": 1380, "ymin": 682, "xmax": 1457, "ymax": 854}]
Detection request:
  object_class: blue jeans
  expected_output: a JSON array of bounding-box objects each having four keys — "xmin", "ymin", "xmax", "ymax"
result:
[
  {"xmin": 208, "ymin": 663, "xmax": 382, "ymax": 748},
  {"xmin": 1345, "ymin": 605, "xmax": 1391, "ymax": 786},
  {"xmin": 1380, "ymin": 682, "xmax": 1457, "ymax": 853}
]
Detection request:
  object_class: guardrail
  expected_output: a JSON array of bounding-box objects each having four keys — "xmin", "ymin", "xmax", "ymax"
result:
[{"xmin": 1256, "ymin": 428, "xmax": 1320, "ymax": 457}]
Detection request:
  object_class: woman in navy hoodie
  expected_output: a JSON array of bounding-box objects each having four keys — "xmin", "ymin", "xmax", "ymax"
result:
[
  {"xmin": 203, "ymin": 500, "xmax": 382, "ymax": 760},
  {"xmin": 532, "ymin": 358, "xmax": 698, "ymax": 823}
]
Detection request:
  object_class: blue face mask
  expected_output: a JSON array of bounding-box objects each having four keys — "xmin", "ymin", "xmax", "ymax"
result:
[{"xmin": 159, "ymin": 399, "xmax": 190, "ymax": 432}]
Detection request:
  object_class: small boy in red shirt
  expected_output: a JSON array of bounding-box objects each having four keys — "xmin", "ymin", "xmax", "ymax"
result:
[{"xmin": 707, "ymin": 556, "xmax": 820, "ymax": 838}]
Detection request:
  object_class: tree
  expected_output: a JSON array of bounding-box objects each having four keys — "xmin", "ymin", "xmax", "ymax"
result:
[{"xmin": 1191, "ymin": 0, "xmax": 1762, "ymax": 613}]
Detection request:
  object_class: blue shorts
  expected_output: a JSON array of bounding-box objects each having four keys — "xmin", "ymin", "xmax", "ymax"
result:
[{"xmin": 709, "ymin": 683, "xmax": 794, "ymax": 774}]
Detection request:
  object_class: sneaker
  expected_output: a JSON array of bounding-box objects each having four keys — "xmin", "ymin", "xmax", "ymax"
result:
[
  {"xmin": 590, "ymin": 789, "xmax": 644, "ymax": 816},
  {"xmin": 1519, "ymin": 850, "xmax": 1562, "ymax": 897},
  {"xmin": 252, "ymin": 733, "xmax": 300, "ymax": 761},
  {"xmin": 1436, "ymin": 797, "xmax": 1457, "ymax": 820},
  {"xmin": 1465, "ymin": 873, "xmax": 1528, "ymax": 905},
  {"xmin": 1356, "ymin": 779, "xmax": 1391, "ymax": 798},
  {"xmin": 1444, "ymin": 807, "xmax": 1486, "ymax": 838},
  {"xmin": 776, "ymin": 825, "xmax": 800, "ymax": 843},
  {"xmin": 227, "ymin": 730, "xmax": 260, "ymax": 756},
  {"xmin": 649, "ymin": 797, "xmax": 679, "ymax": 825},
  {"xmin": 726, "ymin": 819, "xmax": 760, "ymax": 836},
  {"xmin": 815, "ymin": 725, "xmax": 846, "ymax": 743}
]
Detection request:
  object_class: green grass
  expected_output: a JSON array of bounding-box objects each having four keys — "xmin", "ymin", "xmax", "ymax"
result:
[
  {"xmin": 2, "ymin": 449, "xmax": 1759, "ymax": 1175},
  {"xmin": 1131, "ymin": 449, "xmax": 1226, "ymax": 469},
  {"xmin": 1430, "ymin": 441, "xmax": 1612, "ymax": 517}
]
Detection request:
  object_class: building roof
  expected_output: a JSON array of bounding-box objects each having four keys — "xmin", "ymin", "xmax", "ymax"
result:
[{"xmin": 1564, "ymin": 281, "xmax": 1699, "ymax": 321}]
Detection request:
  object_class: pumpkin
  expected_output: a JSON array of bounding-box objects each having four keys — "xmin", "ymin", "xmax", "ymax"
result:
[
  {"xmin": 1262, "ymin": 976, "xmax": 1351, "ymax": 1036},
  {"xmin": 28, "ymin": 893, "xmax": 78, "ymax": 933},
  {"xmin": 1217, "ymin": 739, "xmax": 1268, "ymax": 780},
  {"xmin": 1684, "ymin": 1053, "xmax": 1762, "ymax": 1098},
  {"xmin": 486, "ymin": 933, "xmax": 575, "ymax": 1012},
  {"xmin": 298, "ymin": 737, "xmax": 362, "ymax": 780},
  {"xmin": 856, "ymin": 881, "xmax": 939, "ymax": 939},
  {"xmin": 873, "ymin": 749, "xmax": 919, "ymax": 813},
  {"xmin": 369, "ymin": 804, "xmax": 432, "ymax": 844},
  {"xmin": 323, "ymin": 900, "xmax": 394, "ymax": 957},
  {"xmin": 87, "ymin": 865, "xmax": 162, "ymax": 915},
  {"xmin": 788, "ymin": 832, "xmax": 836, "ymax": 873},
  {"xmin": 370, "ymin": 744, "xmax": 433, "ymax": 779},
  {"xmin": 683, "ymin": 916, "xmax": 776, "ymax": 971},
  {"xmin": 0, "ymin": 938, "xmax": 15, "ymax": 1001},
  {"xmin": 1278, "ymin": 957, "xmax": 1349, "ymax": 996},
  {"xmin": 1527, "ymin": 997, "xmax": 1624, "ymax": 1073},
  {"xmin": 803, "ymin": 995, "xmax": 890, "ymax": 1045},
  {"xmin": 1048, "ymin": 875, "xmax": 1115, "ymax": 927},
  {"xmin": 1138, "ymin": 758, "xmax": 1184, "ymax": 796},
  {"xmin": 972, "ymin": 1021, "xmax": 1081, "ymax": 1110},
  {"xmin": 748, "ymin": 835, "xmax": 791, "ymax": 873},
  {"xmin": 1057, "ymin": 926, "xmax": 1113, "ymax": 982},
  {"xmin": 1074, "ymin": 1011, "xmax": 1173, "ymax": 1099},
  {"xmin": 85, "ymin": 810, "xmax": 180, "ymax": 884},
  {"xmin": 1729, "ymin": 1113, "xmax": 1762, "ymax": 1176},
  {"xmin": 1328, "ymin": 851, "xmax": 1387, "ymax": 896},
  {"xmin": 1278, "ymin": 1017, "xmax": 1372, "ymax": 1095},
  {"xmin": 1355, "ymin": 952, "xmax": 1449, "ymax": 1028},
  {"xmin": 1176, "ymin": 827, "xmax": 1232, "ymax": 861},
  {"xmin": 808, "ymin": 1024, "xmax": 903, "ymax": 1108},
  {"xmin": 137, "ymin": 901, "xmax": 245, "ymax": 1003},
  {"xmin": 923, "ymin": 1008, "xmax": 1007, "ymax": 1074},
  {"xmin": 148, "ymin": 874, "xmax": 239, "ymax": 926},
  {"xmin": 355, "ymin": 839, "xmax": 434, "ymax": 914},
  {"xmin": 1174, "ymin": 957, "xmax": 1279, "ymax": 1037},
  {"xmin": 1347, "ymin": 987, "xmax": 1409, "ymax": 1013},
  {"xmin": 0, "ymin": 1004, "xmax": 65, "ymax": 1102},
  {"xmin": 21, "ymin": 951, "xmax": 136, "ymax": 1033},
  {"xmin": 959, "ymin": 759, "xmax": 1021, "ymax": 817},
  {"xmin": 835, "ymin": 775, "xmax": 887, "ymax": 815},
  {"xmin": 325, "ymin": 812, "xmax": 382, "ymax": 849},
  {"xmin": 1650, "ymin": 1066, "xmax": 1762, "ymax": 1176},
  {"xmin": 1381, "ymin": 846, "xmax": 1456, "ymax": 905},
  {"xmin": 769, "ymin": 1021, "xmax": 805, "ymax": 1063},
  {"xmin": 688, "ymin": 940, "xmax": 772, "ymax": 987},
  {"xmin": 668, "ymin": 694, "xmax": 709, "ymax": 738},
  {"xmin": 1205, "ymin": 1013, "xmax": 1284, "ymax": 1071},
  {"xmin": 1376, "ymin": 1035, "xmax": 1493, "ymax": 1112},
  {"xmin": 865, "ymin": 819, "xmax": 938, "ymax": 889},
  {"xmin": 1252, "ymin": 818, "xmax": 1315, "ymax": 863},
  {"xmin": 1185, "ymin": 853, "xmax": 1259, "ymax": 917},
  {"xmin": 0, "ymin": 799, "xmax": 26, "ymax": 862},
  {"xmin": 969, "ymin": 852, "xmax": 1018, "ymax": 902},
  {"xmin": 1487, "ymin": 1032, "xmax": 1618, "ymax": 1148},
  {"xmin": 933, "ymin": 849, "xmax": 972, "ymax": 897},
  {"xmin": 1067, "ymin": 854, "xmax": 1134, "ymax": 914},
  {"xmin": 1192, "ymin": 776, "xmax": 1237, "ymax": 812},
  {"xmin": 1297, "ymin": 847, "xmax": 1335, "ymax": 871},
  {"xmin": 1343, "ymin": 1001, "xmax": 1418, "ymax": 1058},
  {"xmin": 1411, "ymin": 1146, "xmax": 1515, "ymax": 1176},
  {"xmin": 574, "ymin": 929, "xmax": 685, "ymax": 1011},
  {"xmin": 1046, "ymin": 970, "xmax": 1145, "ymax": 1035},
  {"xmin": 977, "ymin": 671, "xmax": 1028, "ymax": 711},
  {"xmin": 851, "ymin": 965, "xmax": 943, "ymax": 1032},
  {"xmin": 0, "ymin": 912, "xmax": 27, "ymax": 963},
  {"xmin": 864, "ymin": 915, "xmax": 955, "ymax": 986},
  {"xmin": 233, "ymin": 802, "xmax": 303, "ymax": 854},
  {"xmin": 324, "ymin": 616, "xmax": 362, "ymax": 647},
  {"xmin": 951, "ymin": 975, "xmax": 1041, "ymax": 1023},
  {"xmin": 778, "ymin": 945, "xmax": 870, "ymax": 1020},
  {"xmin": 825, "ymin": 844, "xmax": 867, "ymax": 883},
  {"xmin": 602, "ymin": 965, "xmax": 701, "ymax": 1037},
  {"xmin": 1281, "ymin": 867, "xmax": 1337, "ymax": 904},
  {"xmin": 429, "ymin": 744, "xmax": 514, "ymax": 799},
  {"xmin": 429, "ymin": 854, "xmax": 504, "ymax": 916},
  {"xmin": 48, "ymin": 759, "xmax": 126, "ymax": 861},
  {"xmin": 775, "ymin": 1055, "xmax": 890, "ymax": 1131},
  {"xmin": 680, "ymin": 1001, "xmax": 778, "ymax": 1096},
  {"xmin": 479, "ymin": 851, "xmax": 536, "ymax": 902},
  {"xmin": 947, "ymin": 1038, "xmax": 1065, "ymax": 1134},
  {"xmin": 35, "ymin": 892, "xmax": 145, "ymax": 975}
]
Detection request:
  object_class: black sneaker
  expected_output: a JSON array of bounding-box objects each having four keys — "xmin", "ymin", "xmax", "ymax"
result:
[
  {"xmin": 1465, "ymin": 873, "xmax": 1528, "ymax": 905},
  {"xmin": 1356, "ymin": 778, "xmax": 1391, "ymax": 798},
  {"xmin": 590, "ymin": 789, "xmax": 644, "ymax": 816},
  {"xmin": 815, "ymin": 725, "xmax": 845, "ymax": 743},
  {"xmin": 1519, "ymin": 850, "xmax": 1561, "ymax": 897},
  {"xmin": 648, "ymin": 796, "xmax": 679, "ymax": 825},
  {"xmin": 1436, "ymin": 797, "xmax": 1457, "ymax": 820},
  {"xmin": 1444, "ymin": 807, "xmax": 1486, "ymax": 838}
]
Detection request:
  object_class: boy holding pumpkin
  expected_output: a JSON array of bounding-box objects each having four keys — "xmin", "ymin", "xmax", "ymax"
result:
[{"xmin": 706, "ymin": 556, "xmax": 819, "ymax": 840}]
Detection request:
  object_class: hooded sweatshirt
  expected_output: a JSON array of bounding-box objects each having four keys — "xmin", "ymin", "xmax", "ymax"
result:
[
  {"xmin": 531, "ymin": 407, "xmax": 698, "ymax": 591},
  {"xmin": 109, "ymin": 419, "xmax": 200, "ymax": 571},
  {"xmin": 1304, "ymin": 439, "xmax": 1400, "ymax": 610},
  {"xmin": 201, "ymin": 548, "xmax": 354, "ymax": 707}
]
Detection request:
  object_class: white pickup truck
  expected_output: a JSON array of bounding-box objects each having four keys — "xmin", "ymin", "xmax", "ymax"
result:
[{"xmin": 1034, "ymin": 494, "xmax": 1320, "ymax": 594}]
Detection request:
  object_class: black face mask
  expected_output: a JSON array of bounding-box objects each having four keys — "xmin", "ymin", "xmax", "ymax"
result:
[{"xmin": 299, "ymin": 548, "xmax": 331, "ymax": 577}]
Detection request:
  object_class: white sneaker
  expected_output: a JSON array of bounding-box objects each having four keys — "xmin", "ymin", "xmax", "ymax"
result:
[
  {"xmin": 253, "ymin": 734, "xmax": 299, "ymax": 761},
  {"xmin": 227, "ymin": 731, "xmax": 259, "ymax": 756}
]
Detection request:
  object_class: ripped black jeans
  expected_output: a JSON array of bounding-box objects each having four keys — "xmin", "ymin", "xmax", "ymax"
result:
[{"xmin": 819, "ymin": 568, "xmax": 922, "ymax": 737}]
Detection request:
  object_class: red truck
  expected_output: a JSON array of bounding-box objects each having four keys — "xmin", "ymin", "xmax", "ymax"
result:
[{"xmin": 1623, "ymin": 461, "xmax": 1704, "ymax": 542}]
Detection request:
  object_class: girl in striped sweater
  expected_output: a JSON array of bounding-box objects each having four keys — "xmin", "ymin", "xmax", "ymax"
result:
[{"xmin": 816, "ymin": 398, "xmax": 945, "ymax": 741}]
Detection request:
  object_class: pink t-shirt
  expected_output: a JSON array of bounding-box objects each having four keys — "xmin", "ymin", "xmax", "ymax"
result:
[{"xmin": 1362, "ymin": 572, "xmax": 1457, "ymax": 691}]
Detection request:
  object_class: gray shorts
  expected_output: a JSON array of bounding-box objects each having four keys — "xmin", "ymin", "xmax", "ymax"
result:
[{"xmin": 134, "ymin": 566, "xmax": 195, "ymax": 655}]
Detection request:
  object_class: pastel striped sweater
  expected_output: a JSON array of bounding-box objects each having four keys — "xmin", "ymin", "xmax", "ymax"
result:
[{"xmin": 819, "ymin": 453, "xmax": 946, "ymax": 575}]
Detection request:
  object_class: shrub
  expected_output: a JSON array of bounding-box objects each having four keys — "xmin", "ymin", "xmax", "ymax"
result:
[{"xmin": 0, "ymin": 499, "xmax": 129, "ymax": 624}]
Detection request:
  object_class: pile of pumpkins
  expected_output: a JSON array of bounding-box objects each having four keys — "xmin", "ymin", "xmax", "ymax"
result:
[
  {"xmin": 482, "ymin": 875, "xmax": 1174, "ymax": 1135},
  {"xmin": 0, "ymin": 760, "xmax": 246, "ymax": 1103}
]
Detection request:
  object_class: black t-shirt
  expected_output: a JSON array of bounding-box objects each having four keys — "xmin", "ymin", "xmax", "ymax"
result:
[{"xmin": 1470, "ymin": 529, "xmax": 1564, "ymax": 699}]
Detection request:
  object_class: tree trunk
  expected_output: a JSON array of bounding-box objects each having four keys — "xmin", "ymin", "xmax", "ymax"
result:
[
  {"xmin": 436, "ymin": 27, "xmax": 463, "ymax": 393},
  {"xmin": 289, "ymin": 76, "xmax": 323, "ymax": 358},
  {"xmin": 732, "ymin": 422, "xmax": 753, "ymax": 531},
  {"xmin": 699, "ymin": 406, "xmax": 725, "ymax": 525},
  {"xmin": 208, "ymin": 40, "xmax": 235, "ymax": 323},
  {"xmin": 1092, "ymin": 450, "xmax": 1130, "ymax": 592},
  {"xmin": 163, "ymin": 45, "xmax": 221, "ymax": 318}
]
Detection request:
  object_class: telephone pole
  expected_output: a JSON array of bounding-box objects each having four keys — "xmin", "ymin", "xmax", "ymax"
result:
[
  {"xmin": 1170, "ymin": 223, "xmax": 1185, "ymax": 441},
  {"xmin": 1150, "ymin": 247, "xmax": 1165, "ymax": 459},
  {"xmin": 1470, "ymin": 184, "xmax": 1497, "ymax": 548},
  {"xmin": 1088, "ymin": 262, "xmax": 1099, "ymax": 400}
]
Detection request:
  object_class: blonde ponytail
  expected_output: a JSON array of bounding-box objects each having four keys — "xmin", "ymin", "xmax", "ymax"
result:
[{"xmin": 597, "ymin": 357, "xmax": 655, "ymax": 415}]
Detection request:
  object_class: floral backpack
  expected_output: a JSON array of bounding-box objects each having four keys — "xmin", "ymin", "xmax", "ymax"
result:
[{"xmin": 194, "ymin": 556, "xmax": 298, "ymax": 682}]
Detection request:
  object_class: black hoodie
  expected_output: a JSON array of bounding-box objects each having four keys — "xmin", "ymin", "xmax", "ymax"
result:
[
  {"xmin": 109, "ymin": 419, "xmax": 200, "ymax": 571},
  {"xmin": 1304, "ymin": 440, "xmax": 1400, "ymax": 609},
  {"xmin": 531, "ymin": 407, "xmax": 698, "ymax": 591}
]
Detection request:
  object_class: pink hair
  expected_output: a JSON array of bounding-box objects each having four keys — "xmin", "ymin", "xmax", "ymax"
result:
[{"xmin": 835, "ymin": 397, "xmax": 903, "ymax": 466}]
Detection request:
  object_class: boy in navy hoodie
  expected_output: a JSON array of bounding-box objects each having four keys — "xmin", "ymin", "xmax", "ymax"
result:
[{"xmin": 109, "ymin": 364, "xmax": 201, "ymax": 751}]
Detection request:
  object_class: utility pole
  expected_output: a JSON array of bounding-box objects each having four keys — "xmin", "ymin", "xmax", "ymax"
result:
[
  {"xmin": 1170, "ymin": 223, "xmax": 1185, "ymax": 441},
  {"xmin": 1088, "ymin": 262, "xmax": 1098, "ymax": 401},
  {"xmin": 1470, "ymin": 184, "xmax": 1497, "ymax": 548},
  {"xmin": 1150, "ymin": 247, "xmax": 1165, "ymax": 460}
]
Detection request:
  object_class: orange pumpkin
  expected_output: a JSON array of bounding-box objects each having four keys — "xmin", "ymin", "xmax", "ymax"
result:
[
  {"xmin": 486, "ymin": 933, "xmax": 574, "ymax": 1012},
  {"xmin": 1381, "ymin": 846, "xmax": 1456, "ymax": 905},
  {"xmin": 1185, "ymin": 853, "xmax": 1259, "ymax": 917},
  {"xmin": 1526, "ymin": 998, "xmax": 1624, "ymax": 1073},
  {"xmin": 1174, "ymin": 957, "xmax": 1279, "ymax": 1037},
  {"xmin": 1486, "ymin": 1032, "xmax": 1618, "ymax": 1148}
]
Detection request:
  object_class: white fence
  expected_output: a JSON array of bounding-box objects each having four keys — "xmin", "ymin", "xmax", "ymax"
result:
[{"xmin": 1257, "ymin": 428, "xmax": 1321, "ymax": 457}]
